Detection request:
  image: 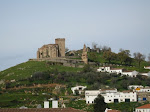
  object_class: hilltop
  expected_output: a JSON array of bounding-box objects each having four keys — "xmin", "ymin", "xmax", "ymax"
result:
[{"xmin": 0, "ymin": 45, "xmax": 150, "ymax": 111}]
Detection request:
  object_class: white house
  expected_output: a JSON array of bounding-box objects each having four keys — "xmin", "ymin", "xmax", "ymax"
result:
[
  {"xmin": 85, "ymin": 90, "xmax": 100, "ymax": 104},
  {"xmin": 135, "ymin": 87, "xmax": 150, "ymax": 92},
  {"xmin": 109, "ymin": 68, "xmax": 123, "ymax": 74},
  {"xmin": 97, "ymin": 66, "xmax": 111, "ymax": 72},
  {"xmin": 128, "ymin": 85, "xmax": 144, "ymax": 90},
  {"xmin": 97, "ymin": 66, "xmax": 124, "ymax": 74},
  {"xmin": 122, "ymin": 70, "xmax": 138, "ymax": 77},
  {"xmin": 135, "ymin": 104, "xmax": 150, "ymax": 112},
  {"xmin": 140, "ymin": 72, "xmax": 150, "ymax": 77},
  {"xmin": 71, "ymin": 86, "xmax": 87, "ymax": 95},
  {"xmin": 85, "ymin": 89, "xmax": 137, "ymax": 104},
  {"xmin": 102, "ymin": 91, "xmax": 137, "ymax": 103},
  {"xmin": 144, "ymin": 66, "xmax": 150, "ymax": 70}
]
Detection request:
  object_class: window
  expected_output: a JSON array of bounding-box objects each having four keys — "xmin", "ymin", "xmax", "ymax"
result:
[
  {"xmin": 109, "ymin": 100, "xmax": 111, "ymax": 101},
  {"xmin": 88, "ymin": 101, "xmax": 89, "ymax": 104}
]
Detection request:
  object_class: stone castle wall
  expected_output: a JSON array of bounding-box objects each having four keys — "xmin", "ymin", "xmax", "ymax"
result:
[
  {"xmin": 55, "ymin": 38, "xmax": 65, "ymax": 57},
  {"xmin": 37, "ymin": 38, "xmax": 65, "ymax": 59}
]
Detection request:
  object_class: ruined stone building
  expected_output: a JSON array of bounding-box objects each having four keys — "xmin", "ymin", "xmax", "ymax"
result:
[
  {"xmin": 37, "ymin": 38, "xmax": 65, "ymax": 59},
  {"xmin": 82, "ymin": 44, "xmax": 88, "ymax": 64}
]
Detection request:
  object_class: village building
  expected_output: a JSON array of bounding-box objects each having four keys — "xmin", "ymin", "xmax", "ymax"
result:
[
  {"xmin": 128, "ymin": 85, "xmax": 144, "ymax": 90},
  {"xmin": 122, "ymin": 70, "xmax": 138, "ymax": 77},
  {"xmin": 135, "ymin": 104, "xmax": 150, "ymax": 112},
  {"xmin": 71, "ymin": 86, "xmax": 87, "ymax": 95},
  {"xmin": 85, "ymin": 90, "xmax": 100, "ymax": 104},
  {"xmin": 135, "ymin": 87, "xmax": 150, "ymax": 93},
  {"xmin": 85, "ymin": 89, "xmax": 137, "ymax": 104},
  {"xmin": 97, "ymin": 66, "xmax": 139, "ymax": 77},
  {"xmin": 97, "ymin": 66, "xmax": 111, "ymax": 72},
  {"xmin": 144, "ymin": 66, "xmax": 150, "ymax": 70},
  {"xmin": 139, "ymin": 72, "xmax": 150, "ymax": 77},
  {"xmin": 109, "ymin": 68, "xmax": 123, "ymax": 74}
]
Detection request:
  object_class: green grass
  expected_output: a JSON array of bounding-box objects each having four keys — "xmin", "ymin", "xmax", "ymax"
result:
[
  {"xmin": 0, "ymin": 61, "xmax": 82, "ymax": 81},
  {"xmin": 66, "ymin": 100, "xmax": 93, "ymax": 111},
  {"xmin": 0, "ymin": 92, "xmax": 47, "ymax": 108}
]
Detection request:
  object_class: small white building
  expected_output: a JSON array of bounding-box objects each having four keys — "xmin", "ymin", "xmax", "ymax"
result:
[
  {"xmin": 122, "ymin": 70, "xmax": 138, "ymax": 77},
  {"xmin": 85, "ymin": 89, "xmax": 137, "ymax": 104},
  {"xmin": 128, "ymin": 85, "xmax": 144, "ymax": 90},
  {"xmin": 44, "ymin": 101, "xmax": 49, "ymax": 108},
  {"xmin": 135, "ymin": 104, "xmax": 150, "ymax": 112},
  {"xmin": 144, "ymin": 66, "xmax": 150, "ymax": 69},
  {"xmin": 109, "ymin": 68, "xmax": 123, "ymax": 74},
  {"xmin": 52, "ymin": 100, "xmax": 58, "ymax": 108},
  {"xmin": 71, "ymin": 86, "xmax": 87, "ymax": 95},
  {"xmin": 140, "ymin": 72, "xmax": 150, "ymax": 77},
  {"xmin": 135, "ymin": 87, "xmax": 150, "ymax": 92},
  {"xmin": 97, "ymin": 66, "xmax": 111, "ymax": 72},
  {"xmin": 85, "ymin": 90, "xmax": 100, "ymax": 104}
]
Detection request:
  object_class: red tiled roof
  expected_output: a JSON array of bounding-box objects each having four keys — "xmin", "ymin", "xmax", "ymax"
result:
[
  {"xmin": 107, "ymin": 110, "xmax": 121, "ymax": 112},
  {"xmin": 0, "ymin": 108, "xmax": 86, "ymax": 112},
  {"xmin": 136, "ymin": 104, "xmax": 150, "ymax": 109}
]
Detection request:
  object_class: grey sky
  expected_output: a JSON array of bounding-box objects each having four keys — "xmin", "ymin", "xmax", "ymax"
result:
[{"xmin": 0, "ymin": 0, "xmax": 150, "ymax": 71}]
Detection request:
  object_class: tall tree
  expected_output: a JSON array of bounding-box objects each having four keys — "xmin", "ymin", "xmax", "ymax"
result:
[
  {"xmin": 133, "ymin": 52, "xmax": 145, "ymax": 68},
  {"xmin": 103, "ymin": 51, "xmax": 116, "ymax": 63},
  {"xmin": 93, "ymin": 94, "xmax": 107, "ymax": 112},
  {"xmin": 117, "ymin": 50, "xmax": 131, "ymax": 65},
  {"xmin": 102, "ymin": 45, "xmax": 111, "ymax": 52}
]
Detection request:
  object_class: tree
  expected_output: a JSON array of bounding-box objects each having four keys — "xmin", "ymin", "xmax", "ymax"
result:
[
  {"xmin": 117, "ymin": 50, "xmax": 131, "ymax": 65},
  {"xmin": 102, "ymin": 45, "xmax": 111, "ymax": 52},
  {"xmin": 103, "ymin": 51, "xmax": 116, "ymax": 63},
  {"xmin": 133, "ymin": 52, "xmax": 145, "ymax": 68},
  {"xmin": 74, "ymin": 90, "xmax": 79, "ymax": 96},
  {"xmin": 82, "ymin": 64, "xmax": 91, "ymax": 73},
  {"xmin": 93, "ymin": 94, "xmax": 107, "ymax": 112},
  {"xmin": 92, "ymin": 42, "xmax": 98, "ymax": 49}
]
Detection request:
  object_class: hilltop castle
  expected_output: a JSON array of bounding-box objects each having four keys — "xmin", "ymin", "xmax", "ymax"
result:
[
  {"xmin": 32, "ymin": 38, "xmax": 90, "ymax": 67},
  {"xmin": 37, "ymin": 38, "xmax": 65, "ymax": 59}
]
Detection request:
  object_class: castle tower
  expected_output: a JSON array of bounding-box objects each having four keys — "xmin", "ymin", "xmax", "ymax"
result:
[
  {"xmin": 55, "ymin": 38, "xmax": 65, "ymax": 57},
  {"xmin": 82, "ymin": 44, "xmax": 88, "ymax": 64}
]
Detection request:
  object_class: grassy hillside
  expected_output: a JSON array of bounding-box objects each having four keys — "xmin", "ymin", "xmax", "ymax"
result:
[
  {"xmin": 0, "ymin": 54, "xmax": 150, "ymax": 110},
  {"xmin": 0, "ymin": 61, "xmax": 82, "ymax": 81}
]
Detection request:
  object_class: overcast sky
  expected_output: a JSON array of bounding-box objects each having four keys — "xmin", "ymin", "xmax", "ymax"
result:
[{"xmin": 0, "ymin": 0, "xmax": 150, "ymax": 71}]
